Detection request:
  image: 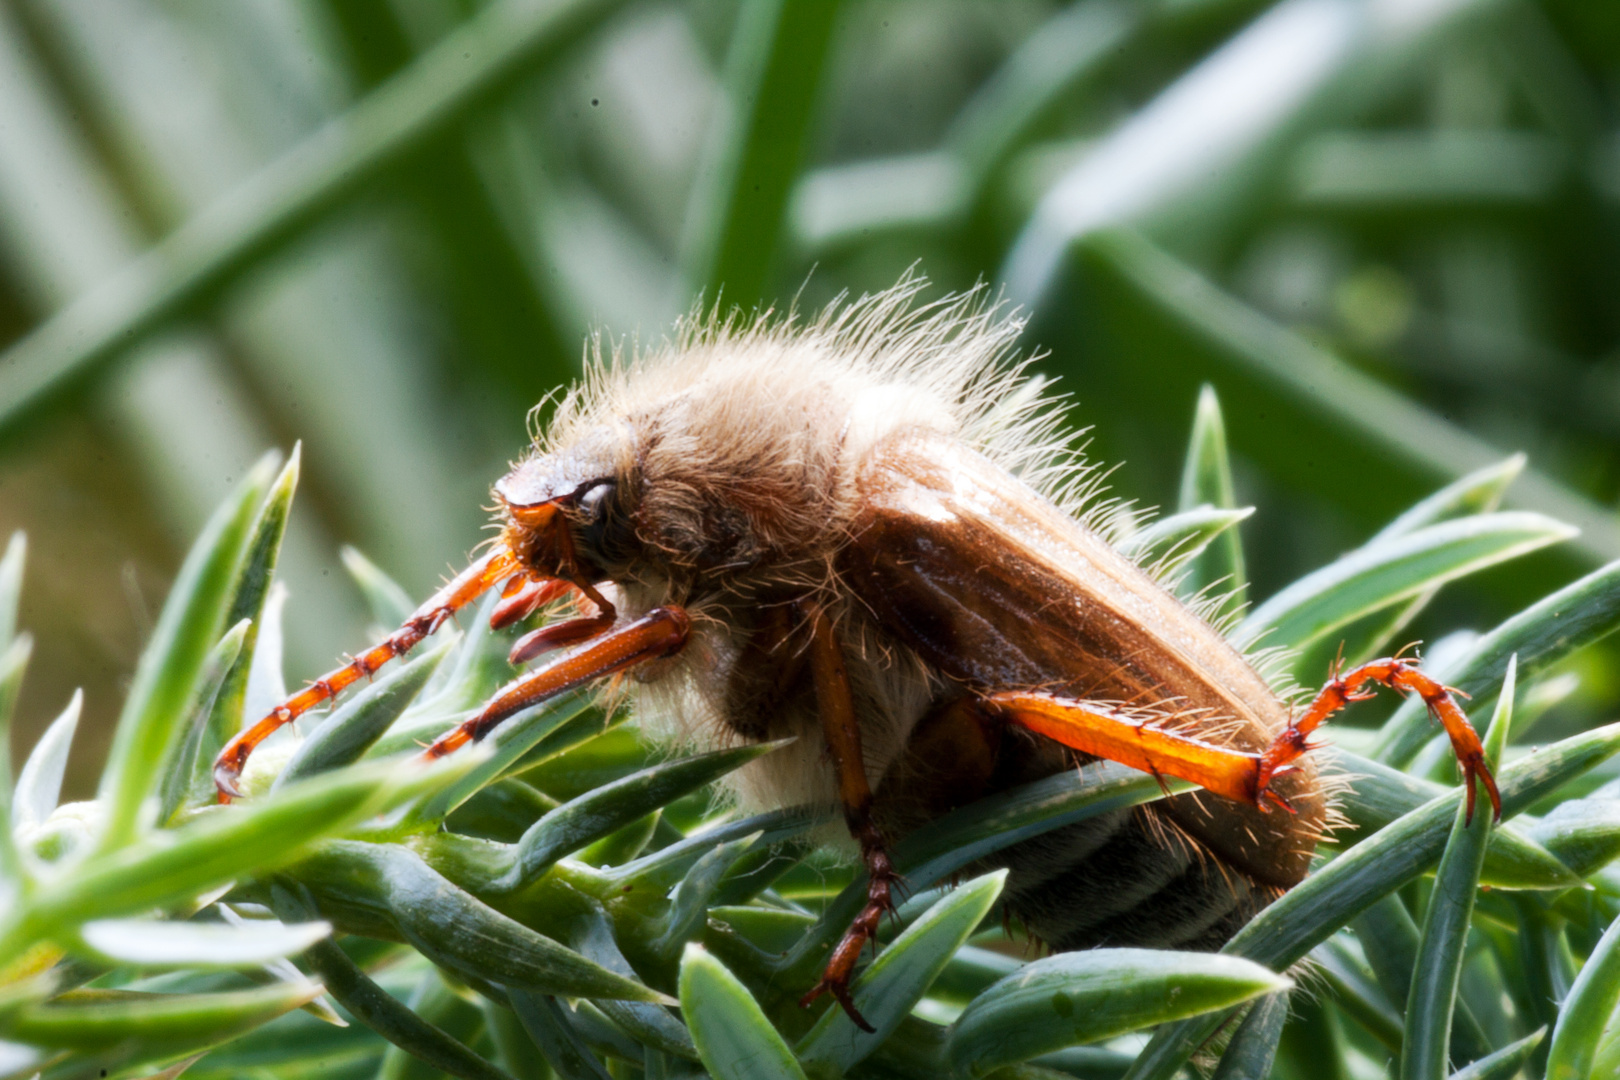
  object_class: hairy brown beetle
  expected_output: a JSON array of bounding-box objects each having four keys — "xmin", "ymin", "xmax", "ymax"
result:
[{"xmin": 214, "ymin": 281, "xmax": 1498, "ymax": 1029}]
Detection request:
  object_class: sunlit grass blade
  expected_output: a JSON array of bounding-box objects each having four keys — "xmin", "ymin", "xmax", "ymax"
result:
[
  {"xmin": 10, "ymin": 691, "xmax": 79, "ymax": 835},
  {"xmin": 681, "ymin": 0, "xmax": 843, "ymax": 306},
  {"xmin": 1212, "ymin": 991, "xmax": 1291, "ymax": 1080},
  {"xmin": 1, "ymin": 980, "xmax": 323, "ymax": 1055},
  {"xmin": 678, "ymin": 944, "xmax": 807, "ymax": 1080},
  {"xmin": 95, "ymin": 451, "xmax": 276, "ymax": 851},
  {"xmin": 1449, "ymin": 1028, "xmax": 1546, "ymax": 1080},
  {"xmin": 1401, "ymin": 657, "xmax": 1512, "ymax": 1080},
  {"xmin": 1117, "ymin": 505, "xmax": 1252, "ymax": 583},
  {"xmin": 797, "ymin": 871, "xmax": 1006, "ymax": 1074},
  {"xmin": 498, "ymin": 741, "xmax": 788, "ymax": 889},
  {"xmin": 1177, "ymin": 384, "xmax": 1246, "ymax": 611},
  {"xmin": 1371, "ymin": 456, "xmax": 1526, "ymax": 544},
  {"xmin": 273, "ymin": 640, "xmax": 451, "ymax": 790},
  {"xmin": 78, "ymin": 916, "xmax": 332, "ymax": 969},
  {"xmin": 1545, "ymin": 908, "xmax": 1620, "ymax": 1080},
  {"xmin": 1124, "ymin": 720, "xmax": 1620, "ymax": 1080},
  {"xmin": 0, "ymin": 0, "xmax": 632, "ymax": 434},
  {"xmin": 159, "ymin": 619, "xmax": 250, "ymax": 824},
  {"xmin": 947, "ymin": 949, "xmax": 1289, "ymax": 1077},
  {"xmin": 1233, "ymin": 513, "xmax": 1573, "ymax": 653},
  {"xmin": 269, "ymin": 883, "xmax": 515, "ymax": 1080},
  {"xmin": 1373, "ymin": 560, "xmax": 1620, "ymax": 764}
]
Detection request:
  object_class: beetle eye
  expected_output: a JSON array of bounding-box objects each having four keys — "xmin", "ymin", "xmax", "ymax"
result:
[
  {"xmin": 575, "ymin": 480, "xmax": 628, "ymax": 568},
  {"xmin": 578, "ymin": 480, "xmax": 613, "ymax": 521}
]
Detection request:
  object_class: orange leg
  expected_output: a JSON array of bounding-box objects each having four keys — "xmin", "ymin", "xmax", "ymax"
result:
[
  {"xmin": 420, "ymin": 606, "xmax": 690, "ymax": 760},
  {"xmin": 989, "ymin": 656, "xmax": 1500, "ymax": 826},
  {"xmin": 797, "ymin": 601, "xmax": 895, "ymax": 1034},
  {"xmin": 214, "ymin": 546, "xmax": 522, "ymax": 800}
]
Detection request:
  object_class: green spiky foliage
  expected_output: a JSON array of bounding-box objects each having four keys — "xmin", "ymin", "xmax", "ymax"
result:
[{"xmin": 1, "ymin": 396, "xmax": 1619, "ymax": 1080}]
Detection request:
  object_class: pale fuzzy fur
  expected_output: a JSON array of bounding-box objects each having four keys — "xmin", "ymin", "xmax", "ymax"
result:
[{"xmin": 518, "ymin": 276, "xmax": 1299, "ymax": 830}]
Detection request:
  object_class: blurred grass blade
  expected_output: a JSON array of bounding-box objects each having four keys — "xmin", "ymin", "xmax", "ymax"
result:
[
  {"xmin": 797, "ymin": 870, "xmax": 1006, "ymax": 1074},
  {"xmin": 95, "ymin": 451, "xmax": 275, "ymax": 851},
  {"xmin": 159, "ymin": 618, "xmax": 250, "ymax": 825},
  {"xmin": 12, "ymin": 689, "xmax": 79, "ymax": 834},
  {"xmin": 510, "ymin": 991, "xmax": 613, "ymax": 1080},
  {"xmin": 192, "ymin": 445, "xmax": 301, "ymax": 801},
  {"xmin": 1077, "ymin": 230, "xmax": 1620, "ymax": 565},
  {"xmin": 270, "ymin": 882, "xmax": 516, "ymax": 1080},
  {"xmin": 1118, "ymin": 505, "xmax": 1253, "ymax": 584},
  {"xmin": 342, "ymin": 546, "xmax": 417, "ymax": 630},
  {"xmin": 499, "ymin": 741, "xmax": 788, "ymax": 889},
  {"xmin": 1371, "ymin": 456, "xmax": 1526, "ymax": 544},
  {"xmin": 0, "ymin": 0, "xmax": 631, "ymax": 433},
  {"xmin": 682, "ymin": 0, "xmax": 843, "ymax": 306},
  {"xmin": 678, "ymin": 944, "xmax": 808, "ymax": 1080},
  {"xmin": 1, "ymin": 981, "xmax": 322, "ymax": 1053},
  {"xmin": 1373, "ymin": 560, "xmax": 1620, "ymax": 764},
  {"xmin": 1545, "ymin": 910, "xmax": 1620, "ymax": 1079},
  {"xmin": 1211, "ymin": 992, "xmax": 1291, "ymax": 1080},
  {"xmin": 785, "ymin": 763, "xmax": 1191, "ymax": 976},
  {"xmin": 652, "ymin": 833, "xmax": 760, "ymax": 959},
  {"xmin": 604, "ymin": 806, "xmax": 825, "ymax": 894},
  {"xmin": 947, "ymin": 949, "xmax": 1289, "ymax": 1077},
  {"xmin": 1528, "ymin": 796, "xmax": 1620, "ymax": 878},
  {"xmin": 0, "ymin": 534, "xmax": 21, "ymax": 656},
  {"xmin": 296, "ymin": 840, "xmax": 670, "ymax": 1004},
  {"xmin": 1450, "ymin": 1028, "xmax": 1546, "ymax": 1080},
  {"xmin": 1233, "ymin": 512, "xmax": 1573, "ymax": 652},
  {"xmin": 274, "ymin": 640, "xmax": 451, "ymax": 790},
  {"xmin": 1328, "ymin": 747, "xmax": 1578, "ymax": 890},
  {"xmin": 1401, "ymin": 658, "xmax": 1512, "ymax": 1080},
  {"xmin": 1124, "ymin": 720, "xmax": 1620, "ymax": 1080},
  {"xmin": 79, "ymin": 916, "xmax": 332, "ymax": 968},
  {"xmin": 1311, "ymin": 940, "xmax": 1402, "ymax": 1051},
  {"xmin": 0, "ymin": 636, "xmax": 31, "ymax": 898},
  {"xmin": 1177, "ymin": 385, "xmax": 1246, "ymax": 610}
]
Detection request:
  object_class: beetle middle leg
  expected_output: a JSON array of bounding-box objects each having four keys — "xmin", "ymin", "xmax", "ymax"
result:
[{"xmin": 797, "ymin": 599, "xmax": 897, "ymax": 1034}]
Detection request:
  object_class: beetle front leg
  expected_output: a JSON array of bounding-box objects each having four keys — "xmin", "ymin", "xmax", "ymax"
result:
[
  {"xmin": 797, "ymin": 600, "xmax": 895, "ymax": 1034},
  {"xmin": 1258, "ymin": 656, "xmax": 1501, "ymax": 824}
]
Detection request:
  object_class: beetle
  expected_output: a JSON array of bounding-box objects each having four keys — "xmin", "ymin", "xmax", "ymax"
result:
[{"xmin": 214, "ymin": 281, "xmax": 1498, "ymax": 1030}]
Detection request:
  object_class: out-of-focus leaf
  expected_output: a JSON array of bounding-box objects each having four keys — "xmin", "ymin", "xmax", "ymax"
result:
[
  {"xmin": 1327, "ymin": 747, "xmax": 1578, "ymax": 889},
  {"xmin": 2, "ymin": 981, "xmax": 322, "ymax": 1052},
  {"xmin": 1449, "ymin": 1028, "xmax": 1546, "ymax": 1080},
  {"xmin": 96, "ymin": 451, "xmax": 275, "ymax": 851},
  {"xmin": 0, "ymin": 636, "xmax": 27, "ymax": 899},
  {"xmin": 572, "ymin": 909, "xmax": 696, "ymax": 1061},
  {"xmin": 0, "ymin": 534, "xmax": 22, "ymax": 660},
  {"xmin": 509, "ymin": 991, "xmax": 613, "ymax": 1080},
  {"xmin": 652, "ymin": 833, "xmax": 759, "ymax": 959},
  {"xmin": 1117, "ymin": 505, "xmax": 1253, "ymax": 583},
  {"xmin": 1311, "ymin": 939, "xmax": 1401, "ymax": 1050},
  {"xmin": 947, "ymin": 949, "xmax": 1289, "ymax": 1077},
  {"xmin": 274, "ymin": 640, "xmax": 450, "ymax": 790},
  {"xmin": 1177, "ymin": 384, "xmax": 1246, "ymax": 611},
  {"xmin": 678, "ymin": 944, "xmax": 807, "ymax": 1080},
  {"xmin": 499, "ymin": 741, "xmax": 787, "ymax": 889},
  {"xmin": 1124, "ymin": 720, "xmax": 1620, "ymax": 1080},
  {"xmin": 1374, "ymin": 560, "xmax": 1620, "ymax": 764},
  {"xmin": 1211, "ymin": 991, "xmax": 1290, "ymax": 1080},
  {"xmin": 78, "ymin": 916, "xmax": 332, "ymax": 968},
  {"xmin": 342, "ymin": 546, "xmax": 417, "ymax": 631},
  {"xmin": 1401, "ymin": 658, "xmax": 1511, "ymax": 1080},
  {"xmin": 681, "ymin": 0, "xmax": 843, "ymax": 306},
  {"xmin": 1545, "ymin": 910, "xmax": 1620, "ymax": 1080},
  {"xmin": 0, "ymin": 0, "xmax": 634, "ymax": 433},
  {"xmin": 271, "ymin": 881, "xmax": 513, "ymax": 1080},
  {"xmin": 605, "ymin": 807, "xmax": 825, "ymax": 895},
  {"xmin": 1528, "ymin": 797, "xmax": 1620, "ymax": 878},
  {"xmin": 797, "ymin": 871, "xmax": 1005, "ymax": 1075},
  {"xmin": 159, "ymin": 619, "xmax": 251, "ymax": 825},
  {"xmin": 1233, "ymin": 513, "xmax": 1573, "ymax": 652},
  {"xmin": 12, "ymin": 690, "xmax": 79, "ymax": 834}
]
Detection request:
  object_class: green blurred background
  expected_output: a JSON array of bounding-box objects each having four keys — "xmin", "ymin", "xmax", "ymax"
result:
[{"xmin": 1, "ymin": 0, "xmax": 1616, "ymax": 796}]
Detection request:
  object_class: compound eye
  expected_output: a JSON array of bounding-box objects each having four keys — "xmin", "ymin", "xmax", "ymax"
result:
[
  {"xmin": 577, "ymin": 480, "xmax": 613, "ymax": 521},
  {"xmin": 575, "ymin": 480, "xmax": 628, "ymax": 568}
]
